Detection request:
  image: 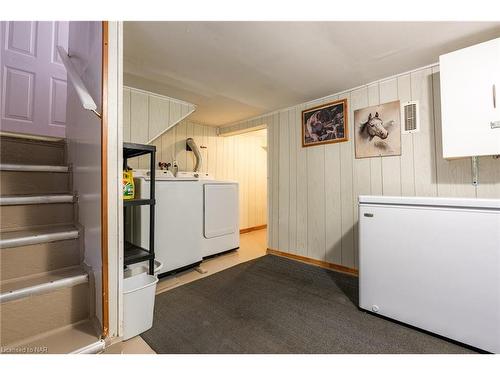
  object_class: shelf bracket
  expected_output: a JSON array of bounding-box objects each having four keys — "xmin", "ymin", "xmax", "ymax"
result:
[{"xmin": 471, "ymin": 156, "xmax": 479, "ymax": 186}]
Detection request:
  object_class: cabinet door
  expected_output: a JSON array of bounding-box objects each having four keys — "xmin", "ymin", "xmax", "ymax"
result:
[{"xmin": 440, "ymin": 38, "xmax": 500, "ymax": 158}]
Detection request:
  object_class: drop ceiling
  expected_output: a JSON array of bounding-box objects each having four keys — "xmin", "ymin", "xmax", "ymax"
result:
[{"xmin": 124, "ymin": 21, "xmax": 500, "ymax": 126}]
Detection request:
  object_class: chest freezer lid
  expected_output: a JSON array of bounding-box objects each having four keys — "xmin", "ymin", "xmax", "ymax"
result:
[{"xmin": 358, "ymin": 195, "xmax": 500, "ymax": 210}]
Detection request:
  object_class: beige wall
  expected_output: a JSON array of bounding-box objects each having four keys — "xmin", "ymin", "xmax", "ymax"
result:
[{"xmin": 220, "ymin": 64, "xmax": 500, "ymax": 269}]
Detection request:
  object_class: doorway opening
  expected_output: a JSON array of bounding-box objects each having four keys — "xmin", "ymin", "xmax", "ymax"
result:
[{"xmin": 223, "ymin": 127, "xmax": 268, "ymax": 256}]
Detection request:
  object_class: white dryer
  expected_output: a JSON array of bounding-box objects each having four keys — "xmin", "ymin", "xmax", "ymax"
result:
[{"xmin": 201, "ymin": 179, "xmax": 239, "ymax": 258}]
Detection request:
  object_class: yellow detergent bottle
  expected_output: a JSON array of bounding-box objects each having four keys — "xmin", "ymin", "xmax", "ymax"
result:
[{"xmin": 123, "ymin": 170, "xmax": 135, "ymax": 200}]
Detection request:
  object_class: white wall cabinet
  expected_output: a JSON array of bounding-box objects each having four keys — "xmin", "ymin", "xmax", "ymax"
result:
[{"xmin": 439, "ymin": 38, "xmax": 500, "ymax": 158}]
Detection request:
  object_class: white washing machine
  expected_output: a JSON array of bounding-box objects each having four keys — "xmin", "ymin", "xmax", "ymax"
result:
[
  {"xmin": 201, "ymin": 180, "xmax": 240, "ymax": 258},
  {"xmin": 130, "ymin": 171, "xmax": 203, "ymax": 276}
]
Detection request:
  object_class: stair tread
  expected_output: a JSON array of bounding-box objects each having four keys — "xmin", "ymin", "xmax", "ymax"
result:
[
  {"xmin": 0, "ymin": 193, "xmax": 74, "ymax": 205},
  {"xmin": 0, "ymin": 163, "xmax": 68, "ymax": 172},
  {"xmin": 0, "ymin": 132, "xmax": 65, "ymax": 144},
  {"xmin": 0, "ymin": 266, "xmax": 87, "ymax": 296},
  {"xmin": 0, "ymin": 224, "xmax": 79, "ymax": 247},
  {"xmin": 3, "ymin": 320, "xmax": 102, "ymax": 354},
  {"xmin": 0, "ymin": 224, "xmax": 78, "ymax": 237}
]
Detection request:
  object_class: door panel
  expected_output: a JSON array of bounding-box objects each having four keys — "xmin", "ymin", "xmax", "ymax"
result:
[{"xmin": 1, "ymin": 21, "xmax": 68, "ymax": 137}]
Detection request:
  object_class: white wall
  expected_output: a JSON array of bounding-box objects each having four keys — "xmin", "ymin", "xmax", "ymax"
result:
[
  {"xmin": 66, "ymin": 21, "xmax": 103, "ymax": 325},
  {"xmin": 221, "ymin": 64, "xmax": 500, "ymax": 269}
]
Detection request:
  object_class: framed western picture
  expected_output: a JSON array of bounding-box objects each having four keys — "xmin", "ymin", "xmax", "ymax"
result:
[
  {"xmin": 353, "ymin": 100, "xmax": 401, "ymax": 158},
  {"xmin": 302, "ymin": 98, "xmax": 348, "ymax": 147}
]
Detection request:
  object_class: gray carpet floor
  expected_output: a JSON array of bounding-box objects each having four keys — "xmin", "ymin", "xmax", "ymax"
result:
[{"xmin": 141, "ymin": 255, "xmax": 477, "ymax": 354}]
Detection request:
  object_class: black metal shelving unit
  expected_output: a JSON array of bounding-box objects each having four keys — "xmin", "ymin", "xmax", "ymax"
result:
[{"xmin": 123, "ymin": 142, "xmax": 156, "ymax": 275}]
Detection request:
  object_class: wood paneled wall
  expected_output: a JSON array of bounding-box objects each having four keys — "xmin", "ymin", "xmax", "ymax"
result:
[
  {"xmin": 220, "ymin": 65, "xmax": 500, "ymax": 269},
  {"xmin": 123, "ymin": 86, "xmax": 196, "ymax": 146}
]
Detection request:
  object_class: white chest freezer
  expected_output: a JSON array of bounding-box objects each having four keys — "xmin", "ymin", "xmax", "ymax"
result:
[{"xmin": 358, "ymin": 195, "xmax": 500, "ymax": 353}]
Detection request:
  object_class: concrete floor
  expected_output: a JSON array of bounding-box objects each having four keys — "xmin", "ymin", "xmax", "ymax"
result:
[{"xmin": 104, "ymin": 229, "xmax": 267, "ymax": 354}]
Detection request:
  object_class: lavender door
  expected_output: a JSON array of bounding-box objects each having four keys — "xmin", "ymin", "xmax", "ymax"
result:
[{"xmin": 1, "ymin": 21, "xmax": 68, "ymax": 138}]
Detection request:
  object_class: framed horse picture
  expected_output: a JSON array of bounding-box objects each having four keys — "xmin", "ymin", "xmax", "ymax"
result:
[
  {"xmin": 353, "ymin": 100, "xmax": 401, "ymax": 158},
  {"xmin": 302, "ymin": 99, "xmax": 348, "ymax": 147}
]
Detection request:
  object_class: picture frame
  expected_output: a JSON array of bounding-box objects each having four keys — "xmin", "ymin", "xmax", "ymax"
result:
[
  {"xmin": 301, "ymin": 98, "xmax": 348, "ymax": 147},
  {"xmin": 353, "ymin": 100, "xmax": 401, "ymax": 159}
]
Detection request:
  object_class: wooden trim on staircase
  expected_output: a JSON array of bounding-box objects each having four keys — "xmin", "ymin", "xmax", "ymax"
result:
[
  {"xmin": 101, "ymin": 21, "xmax": 109, "ymax": 338},
  {"xmin": 240, "ymin": 224, "xmax": 267, "ymax": 234},
  {"xmin": 266, "ymin": 248, "xmax": 359, "ymax": 276}
]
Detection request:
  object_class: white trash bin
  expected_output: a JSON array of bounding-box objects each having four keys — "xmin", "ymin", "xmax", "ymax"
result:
[
  {"xmin": 124, "ymin": 259, "xmax": 163, "ymax": 278},
  {"xmin": 123, "ymin": 273, "xmax": 158, "ymax": 340}
]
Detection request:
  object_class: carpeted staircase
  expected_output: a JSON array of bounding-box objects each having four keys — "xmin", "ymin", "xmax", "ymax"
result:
[{"xmin": 0, "ymin": 134, "xmax": 102, "ymax": 354}]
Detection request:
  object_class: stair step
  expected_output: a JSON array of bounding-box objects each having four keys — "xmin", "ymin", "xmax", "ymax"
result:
[
  {"xmin": 0, "ymin": 266, "xmax": 88, "ymax": 303},
  {"xmin": 1, "ymin": 238, "xmax": 80, "ymax": 282},
  {"xmin": 1, "ymin": 202, "xmax": 75, "ymax": 231},
  {"xmin": 0, "ymin": 267, "xmax": 88, "ymax": 303},
  {"xmin": 0, "ymin": 163, "xmax": 69, "ymax": 173},
  {"xmin": 0, "ymin": 194, "xmax": 74, "ymax": 206},
  {"xmin": 0, "ymin": 134, "xmax": 66, "ymax": 166},
  {"xmin": 2, "ymin": 320, "xmax": 102, "ymax": 354},
  {"xmin": 0, "ymin": 275, "xmax": 89, "ymax": 346},
  {"xmin": 0, "ymin": 225, "xmax": 79, "ymax": 249},
  {"xmin": 0, "ymin": 170, "xmax": 70, "ymax": 195}
]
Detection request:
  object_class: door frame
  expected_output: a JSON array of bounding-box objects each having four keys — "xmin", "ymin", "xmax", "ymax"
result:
[
  {"xmin": 101, "ymin": 20, "xmax": 123, "ymax": 340},
  {"xmin": 101, "ymin": 20, "xmax": 109, "ymax": 338}
]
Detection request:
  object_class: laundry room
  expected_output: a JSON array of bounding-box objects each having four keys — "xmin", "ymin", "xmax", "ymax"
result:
[
  {"xmin": 117, "ymin": 21, "xmax": 500, "ymax": 355},
  {"xmin": 122, "ymin": 84, "xmax": 269, "ymax": 280},
  {"xmin": 3, "ymin": 10, "xmax": 500, "ymax": 369}
]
